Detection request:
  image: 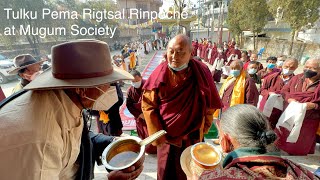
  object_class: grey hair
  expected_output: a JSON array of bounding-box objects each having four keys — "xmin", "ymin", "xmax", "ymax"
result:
[
  {"xmin": 220, "ymin": 104, "xmax": 277, "ymax": 150},
  {"xmin": 307, "ymin": 58, "xmax": 320, "ymax": 68},
  {"xmin": 284, "ymin": 57, "xmax": 299, "ymax": 67},
  {"xmin": 231, "ymin": 59, "xmax": 244, "ymax": 69}
]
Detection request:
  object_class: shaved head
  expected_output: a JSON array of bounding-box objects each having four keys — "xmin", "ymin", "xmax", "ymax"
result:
[
  {"xmin": 282, "ymin": 57, "xmax": 299, "ymax": 71},
  {"xmin": 305, "ymin": 58, "xmax": 320, "ymax": 68},
  {"xmin": 166, "ymin": 34, "xmax": 192, "ymax": 68},
  {"xmin": 230, "ymin": 59, "xmax": 243, "ymax": 70},
  {"xmin": 168, "ymin": 34, "xmax": 192, "ymax": 52}
]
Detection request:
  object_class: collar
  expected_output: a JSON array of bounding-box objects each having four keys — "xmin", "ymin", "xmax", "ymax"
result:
[{"xmin": 222, "ymin": 147, "xmax": 280, "ymax": 168}]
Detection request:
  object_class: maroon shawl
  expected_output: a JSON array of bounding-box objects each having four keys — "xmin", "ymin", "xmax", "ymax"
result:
[{"xmin": 143, "ymin": 59, "xmax": 222, "ymax": 138}]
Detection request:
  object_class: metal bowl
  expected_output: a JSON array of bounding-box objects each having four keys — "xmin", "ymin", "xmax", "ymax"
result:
[{"xmin": 101, "ymin": 136, "xmax": 145, "ymax": 171}]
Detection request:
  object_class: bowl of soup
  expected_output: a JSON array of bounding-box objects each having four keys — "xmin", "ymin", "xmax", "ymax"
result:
[
  {"xmin": 101, "ymin": 136, "xmax": 145, "ymax": 171},
  {"xmin": 190, "ymin": 142, "xmax": 222, "ymax": 176}
]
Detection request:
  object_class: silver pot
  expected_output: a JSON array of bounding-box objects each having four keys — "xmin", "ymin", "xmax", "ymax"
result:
[{"xmin": 101, "ymin": 136, "xmax": 145, "ymax": 171}]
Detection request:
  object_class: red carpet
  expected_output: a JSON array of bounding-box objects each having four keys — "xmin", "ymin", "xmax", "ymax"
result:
[{"xmin": 120, "ymin": 51, "xmax": 164, "ymax": 130}]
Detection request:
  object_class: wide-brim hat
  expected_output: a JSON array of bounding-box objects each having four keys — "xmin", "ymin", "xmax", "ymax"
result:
[
  {"xmin": 180, "ymin": 146, "xmax": 193, "ymax": 177},
  {"xmin": 8, "ymin": 54, "xmax": 46, "ymax": 75},
  {"xmin": 24, "ymin": 39, "xmax": 133, "ymax": 90}
]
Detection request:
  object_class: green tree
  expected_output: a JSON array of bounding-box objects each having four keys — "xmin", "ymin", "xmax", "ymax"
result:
[
  {"xmin": 227, "ymin": 0, "xmax": 269, "ymax": 51},
  {"xmin": 227, "ymin": 0, "xmax": 243, "ymax": 46},
  {"xmin": 269, "ymin": 0, "xmax": 320, "ymax": 55}
]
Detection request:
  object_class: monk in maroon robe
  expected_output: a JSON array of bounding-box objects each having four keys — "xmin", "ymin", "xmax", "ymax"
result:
[
  {"xmin": 220, "ymin": 60, "xmax": 259, "ymax": 112},
  {"xmin": 205, "ymin": 41, "xmax": 213, "ymax": 62},
  {"xmin": 259, "ymin": 58, "xmax": 298, "ymax": 129},
  {"xmin": 275, "ymin": 58, "xmax": 320, "ymax": 155},
  {"xmin": 200, "ymin": 40, "xmax": 208, "ymax": 60},
  {"xmin": 211, "ymin": 47, "xmax": 227, "ymax": 82},
  {"xmin": 244, "ymin": 53, "xmax": 263, "ymax": 71},
  {"xmin": 141, "ymin": 35, "xmax": 222, "ymax": 180},
  {"xmin": 191, "ymin": 40, "xmax": 198, "ymax": 57},
  {"xmin": 228, "ymin": 44, "xmax": 242, "ymax": 60},
  {"xmin": 126, "ymin": 70, "xmax": 156, "ymax": 154},
  {"xmin": 257, "ymin": 56, "xmax": 280, "ymax": 79}
]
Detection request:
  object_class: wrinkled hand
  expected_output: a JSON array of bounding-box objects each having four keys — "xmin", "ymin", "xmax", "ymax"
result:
[
  {"xmin": 287, "ymin": 98, "xmax": 297, "ymax": 103},
  {"xmin": 108, "ymin": 165, "xmax": 144, "ymax": 180},
  {"xmin": 306, "ymin": 102, "xmax": 316, "ymax": 110}
]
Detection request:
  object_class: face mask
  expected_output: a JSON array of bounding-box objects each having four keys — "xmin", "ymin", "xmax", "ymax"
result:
[
  {"xmin": 267, "ymin": 63, "xmax": 276, "ymax": 69},
  {"xmin": 235, "ymin": 47, "xmax": 238, "ymax": 50},
  {"xmin": 230, "ymin": 70, "xmax": 241, "ymax": 77},
  {"xmin": 84, "ymin": 86, "xmax": 118, "ymax": 111},
  {"xmin": 282, "ymin": 68, "xmax": 294, "ymax": 76},
  {"xmin": 224, "ymin": 48, "xmax": 227, "ymax": 50},
  {"xmin": 304, "ymin": 69, "xmax": 318, "ymax": 78},
  {"xmin": 218, "ymin": 50, "xmax": 223, "ymax": 53},
  {"xmin": 277, "ymin": 61, "xmax": 284, "ymax": 67},
  {"xmin": 248, "ymin": 68, "xmax": 257, "ymax": 75},
  {"xmin": 168, "ymin": 63, "xmax": 188, "ymax": 71},
  {"xmin": 132, "ymin": 80, "xmax": 142, "ymax": 88}
]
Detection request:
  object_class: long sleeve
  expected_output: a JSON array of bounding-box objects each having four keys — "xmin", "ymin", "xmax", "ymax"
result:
[
  {"xmin": 260, "ymin": 77, "xmax": 270, "ymax": 97},
  {"xmin": 126, "ymin": 88, "xmax": 142, "ymax": 118},
  {"xmin": 141, "ymin": 90, "xmax": 164, "ymax": 144},
  {"xmin": 245, "ymin": 78, "xmax": 259, "ymax": 106}
]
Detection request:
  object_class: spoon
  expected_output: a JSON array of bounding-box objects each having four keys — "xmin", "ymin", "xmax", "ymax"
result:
[{"xmin": 139, "ymin": 130, "xmax": 167, "ymax": 146}]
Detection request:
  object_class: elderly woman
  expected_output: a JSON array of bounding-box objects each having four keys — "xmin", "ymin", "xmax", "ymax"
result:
[{"xmin": 200, "ymin": 104, "xmax": 317, "ymax": 179}]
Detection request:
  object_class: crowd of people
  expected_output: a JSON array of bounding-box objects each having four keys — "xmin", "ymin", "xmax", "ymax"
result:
[{"xmin": 0, "ymin": 34, "xmax": 319, "ymax": 180}]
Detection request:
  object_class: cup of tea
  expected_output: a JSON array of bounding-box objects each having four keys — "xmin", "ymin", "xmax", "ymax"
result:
[{"xmin": 190, "ymin": 142, "xmax": 222, "ymax": 176}]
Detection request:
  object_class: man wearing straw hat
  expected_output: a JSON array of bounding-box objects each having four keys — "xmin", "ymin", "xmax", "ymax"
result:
[
  {"xmin": 8, "ymin": 54, "xmax": 45, "ymax": 94},
  {"xmin": 0, "ymin": 40, "xmax": 143, "ymax": 180}
]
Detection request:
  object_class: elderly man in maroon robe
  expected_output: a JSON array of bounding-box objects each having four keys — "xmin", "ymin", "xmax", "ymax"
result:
[
  {"xmin": 126, "ymin": 70, "xmax": 157, "ymax": 154},
  {"xmin": 141, "ymin": 34, "xmax": 222, "ymax": 180},
  {"xmin": 219, "ymin": 60, "xmax": 259, "ymax": 112},
  {"xmin": 259, "ymin": 58, "xmax": 298, "ymax": 129},
  {"xmin": 275, "ymin": 58, "xmax": 320, "ymax": 155}
]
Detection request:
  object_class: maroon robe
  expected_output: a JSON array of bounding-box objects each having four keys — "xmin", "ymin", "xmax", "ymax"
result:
[
  {"xmin": 257, "ymin": 68, "xmax": 280, "ymax": 79},
  {"xmin": 275, "ymin": 73, "xmax": 320, "ymax": 155},
  {"xmin": 228, "ymin": 48, "xmax": 242, "ymax": 59},
  {"xmin": 0, "ymin": 87, "xmax": 5, "ymax": 102},
  {"xmin": 259, "ymin": 71, "xmax": 294, "ymax": 129},
  {"xmin": 221, "ymin": 77, "xmax": 259, "ymax": 112},
  {"xmin": 205, "ymin": 44, "xmax": 213, "ymax": 62},
  {"xmin": 211, "ymin": 53, "xmax": 227, "ymax": 82},
  {"xmin": 201, "ymin": 43, "xmax": 208, "ymax": 59},
  {"xmin": 143, "ymin": 59, "xmax": 222, "ymax": 180},
  {"xmin": 192, "ymin": 41, "xmax": 198, "ymax": 57},
  {"xmin": 126, "ymin": 80, "xmax": 157, "ymax": 154}
]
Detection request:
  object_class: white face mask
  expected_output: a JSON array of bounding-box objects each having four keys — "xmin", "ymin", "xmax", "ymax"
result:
[
  {"xmin": 282, "ymin": 68, "xmax": 294, "ymax": 76},
  {"xmin": 84, "ymin": 86, "xmax": 118, "ymax": 111},
  {"xmin": 132, "ymin": 80, "xmax": 142, "ymax": 88},
  {"xmin": 277, "ymin": 61, "xmax": 284, "ymax": 67}
]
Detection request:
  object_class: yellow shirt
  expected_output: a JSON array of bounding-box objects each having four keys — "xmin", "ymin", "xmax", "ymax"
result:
[{"xmin": 0, "ymin": 90, "xmax": 83, "ymax": 180}]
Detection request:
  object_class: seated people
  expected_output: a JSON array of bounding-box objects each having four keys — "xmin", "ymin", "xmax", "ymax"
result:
[
  {"xmin": 275, "ymin": 58, "xmax": 320, "ymax": 155},
  {"xmin": 218, "ymin": 60, "xmax": 259, "ymax": 112},
  {"xmin": 247, "ymin": 61, "xmax": 262, "ymax": 89},
  {"xmin": 259, "ymin": 58, "xmax": 299, "ymax": 129},
  {"xmin": 200, "ymin": 104, "xmax": 317, "ymax": 179},
  {"xmin": 257, "ymin": 56, "xmax": 280, "ymax": 80}
]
